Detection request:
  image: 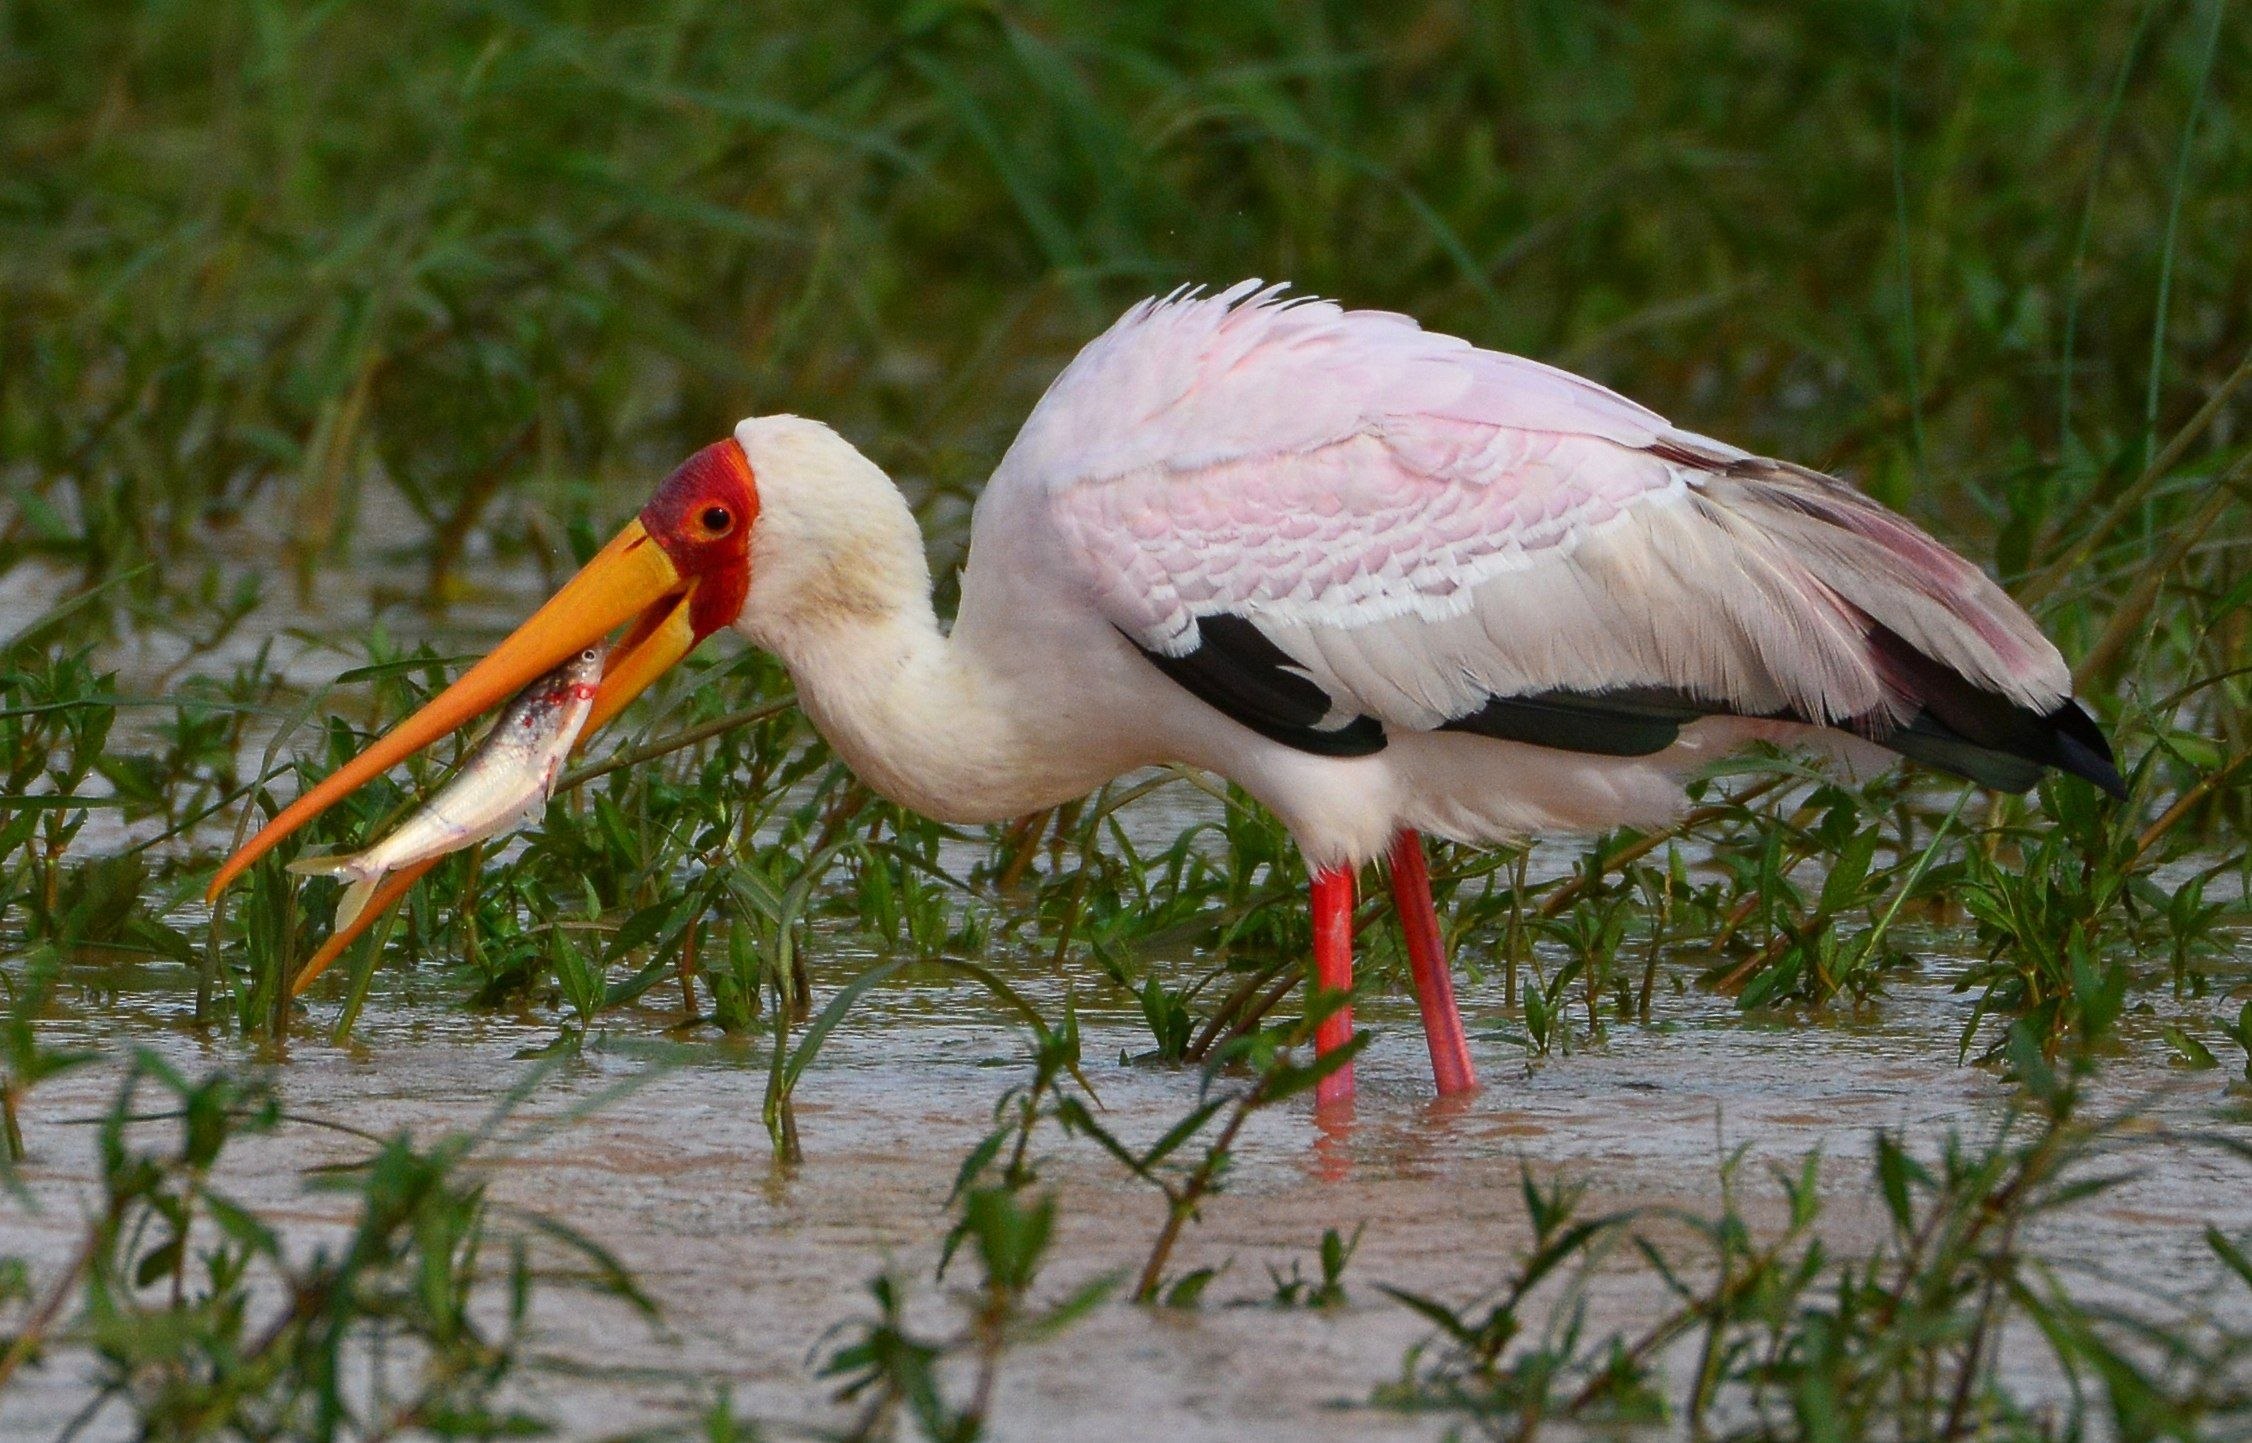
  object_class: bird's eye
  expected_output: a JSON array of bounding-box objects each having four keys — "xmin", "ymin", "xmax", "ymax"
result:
[{"xmin": 701, "ymin": 505, "xmax": 732, "ymax": 535}]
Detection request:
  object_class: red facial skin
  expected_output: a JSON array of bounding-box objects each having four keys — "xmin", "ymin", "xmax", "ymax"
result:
[{"xmin": 639, "ymin": 440, "xmax": 757, "ymax": 639}]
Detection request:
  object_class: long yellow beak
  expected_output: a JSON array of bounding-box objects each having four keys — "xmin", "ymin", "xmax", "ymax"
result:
[{"xmin": 207, "ymin": 518, "xmax": 700, "ymax": 902}]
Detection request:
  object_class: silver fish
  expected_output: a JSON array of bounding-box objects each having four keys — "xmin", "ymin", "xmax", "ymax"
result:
[{"xmin": 287, "ymin": 645, "xmax": 605, "ymax": 931}]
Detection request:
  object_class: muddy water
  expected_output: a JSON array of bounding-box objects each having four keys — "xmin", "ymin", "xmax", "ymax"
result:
[
  {"xmin": 7, "ymin": 956, "xmax": 2249, "ymax": 1441},
  {"xmin": 7, "ymin": 552, "xmax": 2250, "ymax": 1435}
]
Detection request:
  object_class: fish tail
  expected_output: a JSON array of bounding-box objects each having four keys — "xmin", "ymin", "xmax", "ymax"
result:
[
  {"xmin": 333, "ymin": 875, "xmax": 381, "ymax": 934},
  {"xmin": 284, "ymin": 852, "xmax": 384, "ymax": 931},
  {"xmin": 284, "ymin": 851, "xmax": 360, "ymax": 878}
]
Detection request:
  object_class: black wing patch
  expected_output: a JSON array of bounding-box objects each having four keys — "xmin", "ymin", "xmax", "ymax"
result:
[
  {"xmin": 1128, "ymin": 613, "xmax": 1386, "ymax": 757},
  {"xmin": 1131, "ymin": 611, "xmax": 2125, "ymax": 799},
  {"xmin": 1440, "ymin": 687, "xmax": 1720, "ymax": 756},
  {"xmin": 1129, "ymin": 614, "xmax": 1723, "ymax": 761}
]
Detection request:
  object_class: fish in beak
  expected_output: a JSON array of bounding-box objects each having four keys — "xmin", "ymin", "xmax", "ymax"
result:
[{"xmin": 207, "ymin": 439, "xmax": 756, "ymax": 906}]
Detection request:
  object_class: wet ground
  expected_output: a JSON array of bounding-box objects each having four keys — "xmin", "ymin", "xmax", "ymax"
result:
[
  {"xmin": 6, "ymin": 954, "xmax": 2249, "ymax": 1440},
  {"xmin": 6, "ymin": 552, "xmax": 2250, "ymax": 1436}
]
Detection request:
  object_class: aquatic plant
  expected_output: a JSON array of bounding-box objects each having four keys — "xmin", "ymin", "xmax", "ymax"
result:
[
  {"xmin": 1264, "ymin": 1225, "xmax": 1363, "ymax": 1311},
  {"xmin": 1059, "ymin": 992, "xmax": 1362, "ymax": 1303},
  {"xmin": 0, "ymin": 1053, "xmax": 656, "ymax": 1439},
  {"xmin": 1377, "ymin": 1040, "xmax": 2252, "ymax": 1440},
  {"xmin": 0, "ymin": 948, "xmax": 91, "ymax": 1167},
  {"xmin": 822, "ymin": 1000, "xmax": 1112, "ymax": 1443}
]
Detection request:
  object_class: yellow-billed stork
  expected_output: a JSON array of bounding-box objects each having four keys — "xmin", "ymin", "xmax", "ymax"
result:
[{"xmin": 210, "ymin": 283, "xmax": 2122, "ymax": 1107}]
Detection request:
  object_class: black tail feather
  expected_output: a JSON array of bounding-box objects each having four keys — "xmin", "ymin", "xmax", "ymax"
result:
[
  {"xmin": 1133, "ymin": 610, "xmax": 2126, "ymax": 799},
  {"xmin": 2044, "ymin": 696, "xmax": 2128, "ymax": 797},
  {"xmin": 1867, "ymin": 627, "xmax": 2125, "ymax": 798}
]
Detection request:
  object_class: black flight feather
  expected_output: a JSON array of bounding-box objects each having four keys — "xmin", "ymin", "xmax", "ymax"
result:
[
  {"xmin": 1129, "ymin": 614, "xmax": 1386, "ymax": 757},
  {"xmin": 1131, "ymin": 611, "xmax": 2124, "ymax": 799}
]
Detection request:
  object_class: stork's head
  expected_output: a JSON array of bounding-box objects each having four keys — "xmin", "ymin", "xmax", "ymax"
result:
[{"xmin": 207, "ymin": 432, "xmax": 771, "ymax": 899}]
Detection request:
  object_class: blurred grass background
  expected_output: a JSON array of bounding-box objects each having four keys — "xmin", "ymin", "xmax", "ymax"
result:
[{"xmin": 2, "ymin": 0, "xmax": 2246, "ymax": 737}]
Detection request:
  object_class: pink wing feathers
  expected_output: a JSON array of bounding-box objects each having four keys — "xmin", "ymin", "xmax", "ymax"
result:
[{"xmin": 982, "ymin": 284, "xmax": 2112, "ymax": 791}]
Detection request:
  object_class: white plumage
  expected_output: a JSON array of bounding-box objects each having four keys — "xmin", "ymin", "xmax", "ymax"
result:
[
  {"xmin": 220, "ymin": 280, "xmax": 2119, "ymax": 1103},
  {"xmin": 735, "ymin": 286, "xmax": 2086, "ymax": 867},
  {"xmin": 783, "ymin": 283, "xmax": 2068, "ymax": 864}
]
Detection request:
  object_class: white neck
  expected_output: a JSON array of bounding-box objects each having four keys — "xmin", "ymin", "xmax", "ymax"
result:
[
  {"xmin": 762, "ymin": 595, "xmax": 1108, "ymax": 824},
  {"xmin": 729, "ymin": 416, "xmax": 1118, "ymax": 823}
]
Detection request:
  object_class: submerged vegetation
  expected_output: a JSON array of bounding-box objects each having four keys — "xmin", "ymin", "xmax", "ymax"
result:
[
  {"xmin": 1377, "ymin": 1042, "xmax": 2252, "ymax": 1441},
  {"xmin": 1, "ymin": 1055, "xmax": 658, "ymax": 1440},
  {"xmin": 4, "ymin": 0, "xmax": 2252, "ymax": 1436}
]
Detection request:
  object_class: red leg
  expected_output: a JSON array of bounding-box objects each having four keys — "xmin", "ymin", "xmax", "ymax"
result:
[
  {"xmin": 1310, "ymin": 863, "xmax": 1356, "ymax": 1108},
  {"xmin": 1388, "ymin": 829, "xmax": 1478, "ymax": 1095}
]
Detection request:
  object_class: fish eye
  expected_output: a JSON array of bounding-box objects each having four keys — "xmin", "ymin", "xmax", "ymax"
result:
[
  {"xmin": 581, "ymin": 649, "xmax": 597, "ymax": 663},
  {"xmin": 700, "ymin": 505, "xmax": 732, "ymax": 535}
]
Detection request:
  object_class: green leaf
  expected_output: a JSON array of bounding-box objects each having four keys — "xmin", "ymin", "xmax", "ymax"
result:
[
  {"xmin": 1027, "ymin": 1273, "xmax": 1122, "ymax": 1339},
  {"xmin": 513, "ymin": 1210, "xmax": 660, "ymax": 1319},
  {"xmin": 965, "ymin": 1187, "xmax": 1054, "ymax": 1292},
  {"xmin": 0, "ymin": 564, "xmax": 153, "ymax": 657},
  {"xmin": 1376, "ymin": 1285, "xmax": 1480, "ymax": 1347},
  {"xmin": 2207, "ymin": 1227, "xmax": 2252, "ymax": 1294},
  {"xmin": 135, "ymin": 1235, "xmax": 183, "ymax": 1288},
  {"xmin": 601, "ymin": 900, "xmax": 685, "ymax": 967},
  {"xmin": 1818, "ymin": 828, "xmax": 1881, "ymax": 914},
  {"xmin": 1053, "ymin": 1097, "xmax": 1147, "ymax": 1178},
  {"xmin": 2006, "ymin": 1021, "xmax": 2063, "ymax": 1106},
  {"xmin": 780, "ymin": 958, "xmax": 907, "ymax": 1098},
  {"xmin": 602, "ymin": 954, "xmax": 675, "ymax": 1009},
  {"xmin": 1874, "ymin": 1134, "xmax": 1925, "ymax": 1232},
  {"xmin": 331, "ymin": 654, "xmax": 481, "ymax": 684},
  {"xmin": 204, "ymin": 1193, "xmax": 279, "ymax": 1256},
  {"xmin": 2163, "ymin": 1024, "xmax": 2219, "ymax": 1071},
  {"xmin": 1160, "ymin": 1266, "xmax": 1221, "ymax": 1309},
  {"xmin": 1135, "ymin": 1096, "xmax": 1231, "ymax": 1171}
]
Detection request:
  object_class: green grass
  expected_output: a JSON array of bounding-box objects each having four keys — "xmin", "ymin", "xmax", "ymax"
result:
[
  {"xmin": 1376, "ymin": 1047, "xmax": 2252, "ymax": 1440},
  {"xmin": 6, "ymin": 4, "xmax": 2250, "ymax": 662},
  {"xmin": 0, "ymin": 1051, "xmax": 659, "ymax": 1439},
  {"xmin": 4, "ymin": 2, "xmax": 2252, "ymax": 1437}
]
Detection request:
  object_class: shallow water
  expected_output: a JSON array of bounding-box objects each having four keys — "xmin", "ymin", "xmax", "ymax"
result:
[
  {"xmin": 6, "ymin": 952, "xmax": 2249, "ymax": 1440},
  {"xmin": 7, "ymin": 542, "xmax": 2251, "ymax": 1436}
]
